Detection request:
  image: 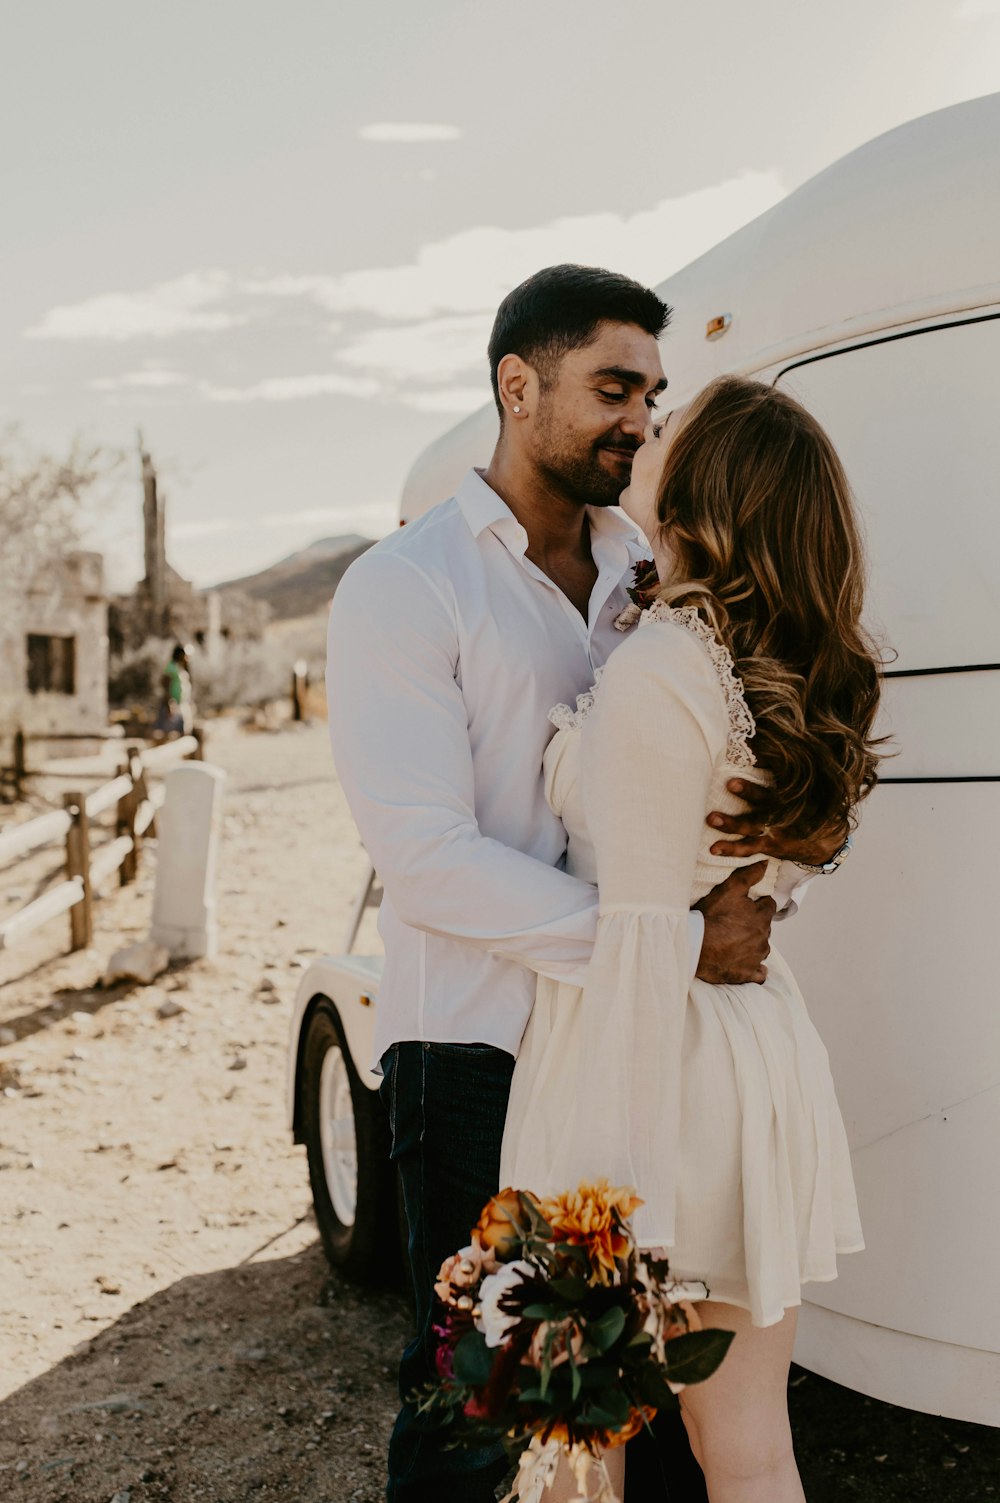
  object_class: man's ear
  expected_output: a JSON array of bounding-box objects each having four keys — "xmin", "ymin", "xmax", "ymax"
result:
[{"xmin": 496, "ymin": 354, "xmax": 538, "ymax": 420}]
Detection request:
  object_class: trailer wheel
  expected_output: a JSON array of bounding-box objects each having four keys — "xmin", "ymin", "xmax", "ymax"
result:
[{"xmin": 300, "ymin": 999, "xmax": 399, "ymax": 1284}]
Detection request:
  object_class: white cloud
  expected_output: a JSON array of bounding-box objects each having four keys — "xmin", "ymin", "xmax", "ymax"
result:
[
  {"xmin": 310, "ymin": 171, "xmax": 787, "ymax": 323},
  {"xmin": 200, "ymin": 373, "xmax": 379, "ymax": 402},
  {"xmin": 336, "ymin": 313, "xmax": 494, "ymax": 381},
  {"xmin": 26, "ymin": 172, "xmax": 786, "ymax": 406},
  {"xmin": 90, "ymin": 368, "xmax": 187, "ymax": 391},
  {"xmin": 956, "ymin": 0, "xmax": 1000, "ymax": 16},
  {"xmin": 359, "ymin": 123, "xmax": 461, "ymax": 143},
  {"xmin": 26, "ymin": 271, "xmax": 243, "ymax": 341},
  {"xmin": 171, "ymin": 518, "xmax": 237, "ymax": 540},
  {"xmin": 401, "ymin": 386, "xmax": 492, "ymax": 415}
]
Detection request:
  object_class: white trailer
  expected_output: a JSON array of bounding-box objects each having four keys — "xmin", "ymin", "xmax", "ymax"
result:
[{"xmin": 289, "ymin": 90, "xmax": 1000, "ymax": 1423}]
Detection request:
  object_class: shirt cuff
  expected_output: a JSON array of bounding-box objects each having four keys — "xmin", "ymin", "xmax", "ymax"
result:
[{"xmin": 773, "ymin": 869, "xmax": 815, "ymax": 920}]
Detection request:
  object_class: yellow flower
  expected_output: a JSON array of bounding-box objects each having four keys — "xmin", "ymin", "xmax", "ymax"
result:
[{"xmin": 538, "ymin": 1180, "xmax": 643, "ymax": 1283}]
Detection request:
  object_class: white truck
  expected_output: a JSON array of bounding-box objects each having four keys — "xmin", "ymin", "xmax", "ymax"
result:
[{"xmin": 288, "ymin": 90, "xmax": 1000, "ymax": 1424}]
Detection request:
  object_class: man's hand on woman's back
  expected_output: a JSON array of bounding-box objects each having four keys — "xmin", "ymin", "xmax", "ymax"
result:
[
  {"xmin": 708, "ymin": 778, "xmax": 849, "ymax": 867},
  {"xmin": 694, "ymin": 863, "xmax": 775, "ymax": 985}
]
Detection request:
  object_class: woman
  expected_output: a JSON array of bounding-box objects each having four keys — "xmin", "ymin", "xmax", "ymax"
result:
[{"xmin": 500, "ymin": 375, "xmax": 886, "ymax": 1502}]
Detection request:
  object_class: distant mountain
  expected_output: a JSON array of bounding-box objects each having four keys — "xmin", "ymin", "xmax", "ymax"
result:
[{"xmin": 215, "ymin": 534, "xmax": 375, "ymax": 620}]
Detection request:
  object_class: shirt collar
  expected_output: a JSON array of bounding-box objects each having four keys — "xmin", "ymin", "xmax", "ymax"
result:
[
  {"xmin": 455, "ymin": 468, "xmax": 521, "ymax": 541},
  {"xmin": 455, "ymin": 467, "xmax": 645, "ymax": 564}
]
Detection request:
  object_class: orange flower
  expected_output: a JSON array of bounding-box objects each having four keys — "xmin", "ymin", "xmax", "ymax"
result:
[
  {"xmin": 475, "ymin": 1187, "xmax": 532, "ymax": 1261},
  {"xmin": 544, "ymin": 1404, "xmax": 655, "ymax": 1452},
  {"xmin": 538, "ymin": 1180, "xmax": 643, "ymax": 1283},
  {"xmin": 601, "ymin": 1405, "xmax": 657, "ymax": 1450}
]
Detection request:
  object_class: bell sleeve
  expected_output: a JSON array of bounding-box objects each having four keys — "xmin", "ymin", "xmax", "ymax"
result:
[{"xmin": 555, "ymin": 622, "xmax": 727, "ymax": 1249}]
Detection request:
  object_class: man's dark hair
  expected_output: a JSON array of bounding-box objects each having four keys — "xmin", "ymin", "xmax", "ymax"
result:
[
  {"xmin": 488, "ymin": 264, "xmax": 671, "ymax": 419},
  {"xmin": 171, "ymin": 644, "xmax": 187, "ymax": 661}
]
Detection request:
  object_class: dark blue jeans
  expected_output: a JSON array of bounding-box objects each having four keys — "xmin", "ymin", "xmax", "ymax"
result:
[
  {"xmin": 380, "ymin": 1040, "xmax": 708, "ymax": 1503},
  {"xmin": 380, "ymin": 1041, "xmax": 514, "ymax": 1502}
]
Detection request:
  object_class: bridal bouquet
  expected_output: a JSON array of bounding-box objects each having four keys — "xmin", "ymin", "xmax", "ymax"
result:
[{"xmin": 420, "ymin": 1180, "xmax": 733, "ymax": 1503}]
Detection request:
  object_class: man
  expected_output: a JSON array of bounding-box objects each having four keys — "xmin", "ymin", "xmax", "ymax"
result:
[{"xmin": 327, "ymin": 265, "xmax": 835, "ymax": 1502}]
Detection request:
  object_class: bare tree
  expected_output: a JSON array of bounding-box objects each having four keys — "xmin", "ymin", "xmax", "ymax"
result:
[{"xmin": 0, "ymin": 427, "xmax": 123, "ymax": 595}]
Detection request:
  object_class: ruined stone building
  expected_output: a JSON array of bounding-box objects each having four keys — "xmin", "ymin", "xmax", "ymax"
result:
[{"xmin": 0, "ymin": 550, "xmax": 109, "ymax": 738}]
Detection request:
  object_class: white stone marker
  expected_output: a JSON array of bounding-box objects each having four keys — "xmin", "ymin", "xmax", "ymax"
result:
[{"xmin": 150, "ymin": 762, "xmax": 226, "ymax": 960}]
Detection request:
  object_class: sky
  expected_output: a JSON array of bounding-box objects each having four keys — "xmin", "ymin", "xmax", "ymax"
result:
[{"xmin": 2, "ymin": 0, "xmax": 999, "ymax": 590}]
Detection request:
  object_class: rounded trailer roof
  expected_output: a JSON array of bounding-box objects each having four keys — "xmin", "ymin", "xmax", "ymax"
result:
[
  {"xmin": 399, "ymin": 91, "xmax": 1000, "ymax": 519},
  {"xmin": 400, "ymin": 401, "xmax": 498, "ymax": 524},
  {"xmin": 654, "ymin": 90, "xmax": 1000, "ymax": 401}
]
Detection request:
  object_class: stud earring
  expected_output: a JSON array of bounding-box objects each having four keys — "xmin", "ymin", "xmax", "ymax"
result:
[{"xmin": 514, "ymin": 405, "xmax": 523, "ymax": 413}]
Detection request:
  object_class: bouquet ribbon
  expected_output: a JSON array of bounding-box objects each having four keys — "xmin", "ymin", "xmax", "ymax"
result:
[{"xmin": 501, "ymin": 1433, "xmax": 619, "ymax": 1503}]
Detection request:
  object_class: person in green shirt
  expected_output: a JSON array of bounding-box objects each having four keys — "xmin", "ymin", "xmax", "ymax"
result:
[{"xmin": 154, "ymin": 643, "xmax": 194, "ymax": 737}]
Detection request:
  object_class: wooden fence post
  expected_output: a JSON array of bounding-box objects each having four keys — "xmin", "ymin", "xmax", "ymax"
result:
[
  {"xmin": 117, "ymin": 749, "xmax": 142, "ymax": 885},
  {"xmin": 64, "ymin": 790, "xmax": 93, "ymax": 952},
  {"xmin": 192, "ymin": 725, "xmax": 205, "ymax": 760},
  {"xmin": 13, "ymin": 730, "xmax": 26, "ymax": 801},
  {"xmin": 133, "ymin": 748, "xmax": 157, "ymax": 840}
]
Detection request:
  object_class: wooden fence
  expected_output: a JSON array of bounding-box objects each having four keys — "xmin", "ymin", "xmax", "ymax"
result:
[{"xmin": 0, "ymin": 735, "xmax": 201, "ymax": 956}]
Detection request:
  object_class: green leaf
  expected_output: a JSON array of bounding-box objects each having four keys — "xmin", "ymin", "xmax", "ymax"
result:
[
  {"xmin": 522, "ymin": 1303, "xmax": 562, "ymax": 1321},
  {"xmin": 663, "ymin": 1329, "xmax": 735, "ymax": 1386},
  {"xmin": 582, "ymin": 1388, "xmax": 632, "ymax": 1427},
  {"xmin": 557, "ymin": 1242, "xmax": 589, "ymax": 1266},
  {"xmin": 634, "ymin": 1363, "xmax": 679, "ymax": 1411},
  {"xmin": 550, "ymin": 1275, "xmax": 588, "ymax": 1301},
  {"xmin": 578, "ymin": 1360, "xmax": 618, "ymax": 1390},
  {"xmin": 452, "ymin": 1329, "xmax": 494, "ymax": 1388},
  {"xmin": 519, "ymin": 1194, "xmax": 553, "ymax": 1239},
  {"xmin": 585, "ymin": 1305, "xmax": 627, "ymax": 1354},
  {"xmin": 517, "ymin": 1386, "xmax": 552, "ymax": 1407},
  {"xmin": 566, "ymin": 1330, "xmax": 582, "ymax": 1402}
]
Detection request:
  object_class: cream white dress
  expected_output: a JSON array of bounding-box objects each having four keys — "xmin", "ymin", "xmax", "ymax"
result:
[{"xmin": 500, "ymin": 603, "xmax": 863, "ymax": 1328}]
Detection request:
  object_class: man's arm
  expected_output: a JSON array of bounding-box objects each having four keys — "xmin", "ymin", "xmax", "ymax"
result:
[{"xmin": 326, "ymin": 548, "xmax": 600, "ymax": 983}]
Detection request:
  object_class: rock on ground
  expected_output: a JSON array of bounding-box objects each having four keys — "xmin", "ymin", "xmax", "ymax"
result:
[{"xmin": 103, "ymin": 942, "xmax": 170, "ymax": 988}]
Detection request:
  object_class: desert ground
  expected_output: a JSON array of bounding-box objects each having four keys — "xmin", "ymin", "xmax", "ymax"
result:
[{"xmin": 0, "ymin": 720, "xmax": 997, "ymax": 1502}]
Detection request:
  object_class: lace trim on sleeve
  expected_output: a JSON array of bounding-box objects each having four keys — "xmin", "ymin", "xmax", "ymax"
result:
[
  {"xmin": 548, "ymin": 666, "xmax": 606, "ymax": 733},
  {"xmin": 640, "ymin": 601, "xmax": 757, "ymax": 768}
]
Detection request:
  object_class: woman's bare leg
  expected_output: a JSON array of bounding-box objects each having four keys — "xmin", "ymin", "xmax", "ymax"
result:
[{"xmin": 678, "ymin": 1301, "xmax": 804, "ymax": 1503}]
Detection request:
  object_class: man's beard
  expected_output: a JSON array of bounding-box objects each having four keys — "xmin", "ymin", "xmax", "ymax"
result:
[{"xmin": 533, "ymin": 417, "xmax": 638, "ymax": 509}]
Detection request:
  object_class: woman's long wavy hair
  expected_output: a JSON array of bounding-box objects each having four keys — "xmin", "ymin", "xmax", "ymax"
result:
[{"xmin": 650, "ymin": 375, "xmax": 887, "ymax": 836}]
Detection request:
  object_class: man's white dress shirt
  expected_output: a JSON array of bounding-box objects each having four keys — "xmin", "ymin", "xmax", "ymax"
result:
[{"xmin": 326, "ymin": 467, "xmax": 706, "ymax": 1068}]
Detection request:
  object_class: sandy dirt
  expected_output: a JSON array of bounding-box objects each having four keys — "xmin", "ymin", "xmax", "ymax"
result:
[{"xmin": 0, "ymin": 721, "xmax": 997, "ymax": 1502}]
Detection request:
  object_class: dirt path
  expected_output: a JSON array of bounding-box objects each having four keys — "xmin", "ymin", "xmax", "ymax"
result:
[
  {"xmin": 0, "ymin": 722, "xmax": 997, "ymax": 1501},
  {"xmin": 0, "ymin": 721, "xmax": 405, "ymax": 1501}
]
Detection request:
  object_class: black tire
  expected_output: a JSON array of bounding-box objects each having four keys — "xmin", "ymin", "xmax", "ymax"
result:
[{"xmin": 299, "ymin": 999, "xmax": 400, "ymax": 1285}]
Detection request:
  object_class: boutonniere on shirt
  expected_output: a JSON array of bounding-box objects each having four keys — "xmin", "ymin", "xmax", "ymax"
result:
[{"xmin": 614, "ymin": 558, "xmax": 661, "ymax": 632}]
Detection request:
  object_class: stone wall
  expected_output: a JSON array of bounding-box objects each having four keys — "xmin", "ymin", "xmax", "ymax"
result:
[{"xmin": 0, "ymin": 551, "xmax": 108, "ymax": 740}]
